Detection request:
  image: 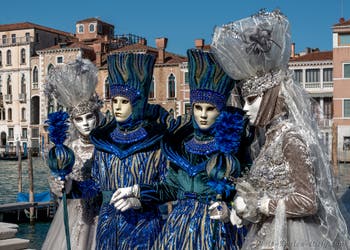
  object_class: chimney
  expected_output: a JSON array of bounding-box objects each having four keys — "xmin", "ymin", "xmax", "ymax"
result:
[
  {"xmin": 291, "ymin": 42, "xmax": 295, "ymax": 58},
  {"xmin": 195, "ymin": 39, "xmax": 205, "ymax": 50},
  {"xmin": 156, "ymin": 37, "xmax": 167, "ymax": 64},
  {"xmin": 93, "ymin": 43, "xmax": 102, "ymax": 67},
  {"xmin": 340, "ymin": 17, "xmax": 345, "ymax": 24},
  {"xmin": 305, "ymin": 47, "xmax": 311, "ymax": 54},
  {"xmin": 139, "ymin": 38, "xmax": 147, "ymax": 45}
]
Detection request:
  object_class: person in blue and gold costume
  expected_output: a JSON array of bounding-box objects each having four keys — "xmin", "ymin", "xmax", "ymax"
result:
[
  {"xmin": 90, "ymin": 52, "xmax": 173, "ymax": 250},
  {"xmin": 111, "ymin": 49, "xmax": 249, "ymax": 249}
]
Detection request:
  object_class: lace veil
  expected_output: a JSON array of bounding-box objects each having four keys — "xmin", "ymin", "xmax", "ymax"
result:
[{"xmin": 211, "ymin": 9, "xmax": 350, "ymax": 249}]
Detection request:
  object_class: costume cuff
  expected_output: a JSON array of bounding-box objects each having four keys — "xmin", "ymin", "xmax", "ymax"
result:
[
  {"xmin": 132, "ymin": 184, "xmax": 140, "ymax": 198},
  {"xmin": 258, "ymin": 196, "xmax": 270, "ymax": 215}
]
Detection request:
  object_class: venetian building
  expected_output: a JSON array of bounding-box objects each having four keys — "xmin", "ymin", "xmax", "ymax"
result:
[
  {"xmin": 332, "ymin": 17, "xmax": 350, "ymax": 163},
  {"xmin": 0, "ymin": 22, "xmax": 73, "ymax": 154},
  {"xmin": 289, "ymin": 45, "xmax": 333, "ymax": 158}
]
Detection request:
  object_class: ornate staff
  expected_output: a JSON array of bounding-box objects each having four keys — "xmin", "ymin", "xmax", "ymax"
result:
[{"xmin": 45, "ymin": 111, "xmax": 75, "ymax": 250}]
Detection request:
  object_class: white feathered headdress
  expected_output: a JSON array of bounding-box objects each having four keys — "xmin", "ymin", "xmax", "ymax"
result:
[{"xmin": 45, "ymin": 58, "xmax": 102, "ymax": 118}]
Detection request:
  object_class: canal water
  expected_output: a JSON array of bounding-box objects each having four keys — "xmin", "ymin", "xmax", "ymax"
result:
[{"xmin": 0, "ymin": 157, "xmax": 51, "ymax": 249}]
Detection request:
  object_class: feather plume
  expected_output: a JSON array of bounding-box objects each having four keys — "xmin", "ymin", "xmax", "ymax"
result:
[
  {"xmin": 45, "ymin": 111, "xmax": 70, "ymax": 146},
  {"xmin": 214, "ymin": 111, "xmax": 244, "ymax": 154}
]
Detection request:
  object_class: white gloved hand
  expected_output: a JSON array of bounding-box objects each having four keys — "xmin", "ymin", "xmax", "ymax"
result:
[
  {"xmin": 110, "ymin": 185, "xmax": 139, "ymax": 204},
  {"xmin": 48, "ymin": 176, "xmax": 73, "ymax": 197},
  {"xmin": 234, "ymin": 196, "xmax": 248, "ymax": 214},
  {"xmin": 209, "ymin": 201, "xmax": 230, "ymax": 223},
  {"xmin": 234, "ymin": 195, "xmax": 261, "ymax": 223},
  {"xmin": 114, "ymin": 197, "xmax": 141, "ymax": 212},
  {"xmin": 230, "ymin": 208, "xmax": 243, "ymax": 228}
]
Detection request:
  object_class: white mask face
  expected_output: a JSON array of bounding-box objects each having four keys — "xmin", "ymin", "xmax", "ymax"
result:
[
  {"xmin": 243, "ymin": 95, "xmax": 263, "ymax": 125},
  {"xmin": 193, "ymin": 102, "xmax": 220, "ymax": 130},
  {"xmin": 112, "ymin": 96, "xmax": 133, "ymax": 122},
  {"xmin": 73, "ymin": 112, "xmax": 97, "ymax": 137}
]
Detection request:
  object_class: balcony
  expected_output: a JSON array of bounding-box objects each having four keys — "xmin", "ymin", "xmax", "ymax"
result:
[
  {"xmin": 32, "ymin": 83, "xmax": 39, "ymax": 89},
  {"xmin": 19, "ymin": 93, "xmax": 26, "ymax": 103},
  {"xmin": 317, "ymin": 118, "xmax": 333, "ymax": 129},
  {"xmin": 305, "ymin": 82, "xmax": 321, "ymax": 89},
  {"xmin": 4, "ymin": 94, "xmax": 12, "ymax": 103},
  {"xmin": 0, "ymin": 36, "xmax": 33, "ymax": 47}
]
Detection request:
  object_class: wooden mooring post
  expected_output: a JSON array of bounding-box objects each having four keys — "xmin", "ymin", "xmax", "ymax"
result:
[
  {"xmin": 17, "ymin": 141, "xmax": 22, "ymax": 193},
  {"xmin": 27, "ymin": 148, "xmax": 35, "ymax": 224}
]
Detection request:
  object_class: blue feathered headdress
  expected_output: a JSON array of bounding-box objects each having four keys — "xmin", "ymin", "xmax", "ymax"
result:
[
  {"xmin": 188, "ymin": 49, "xmax": 236, "ymax": 110},
  {"xmin": 45, "ymin": 111, "xmax": 75, "ymax": 178}
]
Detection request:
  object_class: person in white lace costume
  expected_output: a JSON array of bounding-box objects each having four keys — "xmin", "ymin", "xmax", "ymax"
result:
[
  {"xmin": 212, "ymin": 9, "xmax": 350, "ymax": 250},
  {"xmin": 42, "ymin": 58, "xmax": 103, "ymax": 250}
]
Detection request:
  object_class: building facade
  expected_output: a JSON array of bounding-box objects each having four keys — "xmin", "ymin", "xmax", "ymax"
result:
[
  {"xmin": 332, "ymin": 18, "xmax": 350, "ymax": 162},
  {"xmin": 289, "ymin": 47, "xmax": 333, "ymax": 157},
  {"xmin": 0, "ymin": 22, "xmax": 74, "ymax": 154}
]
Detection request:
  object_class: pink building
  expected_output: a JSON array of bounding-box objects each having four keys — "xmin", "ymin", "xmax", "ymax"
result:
[{"xmin": 332, "ymin": 17, "xmax": 350, "ymax": 162}]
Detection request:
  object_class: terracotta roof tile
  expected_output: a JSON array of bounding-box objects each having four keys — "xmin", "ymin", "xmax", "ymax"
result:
[
  {"xmin": 76, "ymin": 18, "xmax": 114, "ymax": 28},
  {"xmin": 110, "ymin": 43, "xmax": 187, "ymax": 64},
  {"xmin": 0, "ymin": 22, "xmax": 74, "ymax": 37},
  {"xmin": 38, "ymin": 41, "xmax": 94, "ymax": 52},
  {"xmin": 289, "ymin": 51, "xmax": 333, "ymax": 62},
  {"xmin": 333, "ymin": 18, "xmax": 350, "ymax": 27}
]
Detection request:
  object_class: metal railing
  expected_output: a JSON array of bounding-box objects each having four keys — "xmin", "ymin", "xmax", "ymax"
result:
[{"xmin": 0, "ymin": 36, "xmax": 33, "ymax": 47}]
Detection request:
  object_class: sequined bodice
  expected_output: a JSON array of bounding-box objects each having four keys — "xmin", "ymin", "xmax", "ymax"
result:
[
  {"xmin": 248, "ymin": 122, "xmax": 295, "ymax": 199},
  {"xmin": 69, "ymin": 139, "xmax": 95, "ymax": 182}
]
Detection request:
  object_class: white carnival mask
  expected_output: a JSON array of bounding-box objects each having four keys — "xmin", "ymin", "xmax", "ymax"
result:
[
  {"xmin": 73, "ymin": 112, "xmax": 97, "ymax": 137},
  {"xmin": 193, "ymin": 102, "xmax": 220, "ymax": 130},
  {"xmin": 112, "ymin": 96, "xmax": 133, "ymax": 122},
  {"xmin": 243, "ymin": 95, "xmax": 263, "ymax": 125}
]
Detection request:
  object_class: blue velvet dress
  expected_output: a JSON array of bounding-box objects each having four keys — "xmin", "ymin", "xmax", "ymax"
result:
[
  {"xmin": 90, "ymin": 118, "xmax": 167, "ymax": 250},
  {"xmin": 139, "ymin": 112, "xmax": 249, "ymax": 250}
]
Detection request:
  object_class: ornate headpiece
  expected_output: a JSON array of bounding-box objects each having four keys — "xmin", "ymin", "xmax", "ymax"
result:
[
  {"xmin": 108, "ymin": 53, "xmax": 155, "ymax": 103},
  {"xmin": 45, "ymin": 58, "xmax": 102, "ymax": 118},
  {"xmin": 211, "ymin": 9, "xmax": 291, "ymax": 97},
  {"xmin": 188, "ymin": 49, "xmax": 235, "ymax": 110}
]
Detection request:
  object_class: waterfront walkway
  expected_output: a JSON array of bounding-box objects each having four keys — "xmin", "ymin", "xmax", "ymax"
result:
[{"xmin": 0, "ymin": 222, "xmax": 29, "ymax": 250}]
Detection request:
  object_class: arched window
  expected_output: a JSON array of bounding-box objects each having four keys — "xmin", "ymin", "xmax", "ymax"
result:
[
  {"xmin": 2, "ymin": 109, "xmax": 5, "ymax": 120},
  {"xmin": 0, "ymin": 51, "xmax": 2, "ymax": 67},
  {"xmin": 89, "ymin": 23, "xmax": 95, "ymax": 32},
  {"xmin": 21, "ymin": 74, "xmax": 26, "ymax": 94},
  {"xmin": 149, "ymin": 76, "xmax": 155, "ymax": 99},
  {"xmin": 6, "ymin": 50, "xmax": 11, "ymax": 65},
  {"xmin": 48, "ymin": 96, "xmax": 55, "ymax": 114},
  {"xmin": 20, "ymin": 48, "xmax": 26, "ymax": 64},
  {"xmin": 104, "ymin": 77, "xmax": 110, "ymax": 99},
  {"xmin": 33, "ymin": 66, "xmax": 38, "ymax": 83},
  {"xmin": 21, "ymin": 108, "xmax": 26, "ymax": 121},
  {"xmin": 78, "ymin": 24, "xmax": 84, "ymax": 33},
  {"xmin": 47, "ymin": 64, "xmax": 54, "ymax": 74},
  {"xmin": 7, "ymin": 75, "xmax": 11, "ymax": 95},
  {"xmin": 168, "ymin": 73, "xmax": 176, "ymax": 99},
  {"xmin": 8, "ymin": 108, "xmax": 12, "ymax": 121}
]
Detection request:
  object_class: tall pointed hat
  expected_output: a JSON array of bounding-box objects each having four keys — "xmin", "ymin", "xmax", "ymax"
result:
[
  {"xmin": 107, "ymin": 53, "xmax": 156, "ymax": 121},
  {"xmin": 188, "ymin": 49, "xmax": 235, "ymax": 110}
]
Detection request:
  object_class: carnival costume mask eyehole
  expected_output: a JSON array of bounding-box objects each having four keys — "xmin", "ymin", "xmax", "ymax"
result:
[
  {"xmin": 243, "ymin": 95, "xmax": 263, "ymax": 125},
  {"xmin": 193, "ymin": 102, "xmax": 220, "ymax": 130},
  {"xmin": 112, "ymin": 96, "xmax": 133, "ymax": 122},
  {"xmin": 73, "ymin": 112, "xmax": 97, "ymax": 137}
]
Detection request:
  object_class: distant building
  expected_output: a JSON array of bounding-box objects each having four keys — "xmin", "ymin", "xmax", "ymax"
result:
[
  {"xmin": 332, "ymin": 17, "xmax": 350, "ymax": 162},
  {"xmin": 289, "ymin": 45, "xmax": 333, "ymax": 157},
  {"xmin": 0, "ymin": 22, "xmax": 74, "ymax": 153}
]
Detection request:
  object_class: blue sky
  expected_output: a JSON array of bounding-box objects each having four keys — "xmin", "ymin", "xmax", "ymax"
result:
[{"xmin": 0, "ymin": 0, "xmax": 349, "ymax": 55}]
